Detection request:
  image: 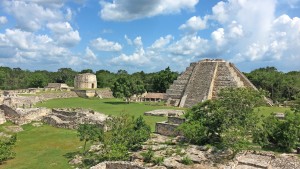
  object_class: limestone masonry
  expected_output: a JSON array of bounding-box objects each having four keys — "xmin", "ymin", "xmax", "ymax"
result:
[
  {"xmin": 74, "ymin": 73, "xmax": 97, "ymax": 89},
  {"xmin": 166, "ymin": 59, "xmax": 257, "ymax": 108}
]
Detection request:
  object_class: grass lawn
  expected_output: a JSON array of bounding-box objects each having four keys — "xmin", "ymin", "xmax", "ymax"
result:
[
  {"xmin": 36, "ymin": 97, "xmax": 184, "ymax": 131},
  {"xmin": 0, "ymin": 123, "xmax": 81, "ymax": 169}
]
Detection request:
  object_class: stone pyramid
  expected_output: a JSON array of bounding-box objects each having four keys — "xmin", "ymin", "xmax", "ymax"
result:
[{"xmin": 166, "ymin": 59, "xmax": 257, "ymax": 108}]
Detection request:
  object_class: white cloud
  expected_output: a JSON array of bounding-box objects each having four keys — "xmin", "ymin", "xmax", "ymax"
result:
[
  {"xmin": 124, "ymin": 34, "xmax": 132, "ymax": 45},
  {"xmin": 168, "ymin": 35, "xmax": 209, "ymax": 57},
  {"xmin": 179, "ymin": 16, "xmax": 207, "ymax": 33},
  {"xmin": 111, "ymin": 47, "xmax": 148, "ymax": 66},
  {"xmin": 85, "ymin": 47, "xmax": 97, "ymax": 60},
  {"xmin": 211, "ymin": 28, "xmax": 225, "ymax": 47},
  {"xmin": 2, "ymin": 1, "xmax": 63, "ymax": 31},
  {"xmin": 0, "ymin": 16, "xmax": 8, "ymax": 25},
  {"xmin": 46, "ymin": 22, "xmax": 81, "ymax": 47},
  {"xmin": 133, "ymin": 36, "xmax": 143, "ymax": 47},
  {"xmin": 91, "ymin": 37, "xmax": 122, "ymax": 52},
  {"xmin": 65, "ymin": 8, "xmax": 72, "ymax": 21},
  {"xmin": 150, "ymin": 35, "xmax": 173, "ymax": 49},
  {"xmin": 47, "ymin": 22, "xmax": 72, "ymax": 34},
  {"xmin": 57, "ymin": 30, "xmax": 81, "ymax": 47},
  {"xmin": 99, "ymin": 0, "xmax": 199, "ymax": 21}
]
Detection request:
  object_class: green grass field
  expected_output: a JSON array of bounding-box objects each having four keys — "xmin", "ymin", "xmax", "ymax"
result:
[
  {"xmin": 0, "ymin": 123, "xmax": 81, "ymax": 169},
  {"xmin": 36, "ymin": 97, "xmax": 183, "ymax": 131},
  {"xmin": 0, "ymin": 97, "xmax": 292, "ymax": 169}
]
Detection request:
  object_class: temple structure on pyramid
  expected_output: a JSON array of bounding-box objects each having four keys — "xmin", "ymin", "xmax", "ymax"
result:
[{"xmin": 165, "ymin": 59, "xmax": 257, "ymax": 108}]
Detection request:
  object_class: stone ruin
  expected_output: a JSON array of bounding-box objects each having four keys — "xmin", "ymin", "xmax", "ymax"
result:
[
  {"xmin": 166, "ymin": 59, "xmax": 258, "ymax": 108},
  {"xmin": 74, "ymin": 73, "xmax": 99, "ymax": 98},
  {"xmin": 42, "ymin": 108, "xmax": 108, "ymax": 129},
  {"xmin": 0, "ymin": 104, "xmax": 51, "ymax": 125},
  {"xmin": 74, "ymin": 73, "xmax": 97, "ymax": 89},
  {"xmin": 155, "ymin": 116, "xmax": 185, "ymax": 136},
  {"xmin": 0, "ymin": 104, "xmax": 108, "ymax": 129},
  {"xmin": 0, "ymin": 91, "xmax": 78, "ymax": 108}
]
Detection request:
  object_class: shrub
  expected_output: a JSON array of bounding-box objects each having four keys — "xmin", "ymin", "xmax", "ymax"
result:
[
  {"xmin": 141, "ymin": 148, "xmax": 154, "ymax": 163},
  {"xmin": 254, "ymin": 111, "xmax": 300, "ymax": 152},
  {"xmin": 152, "ymin": 156, "xmax": 164, "ymax": 165},
  {"xmin": 181, "ymin": 156, "xmax": 193, "ymax": 165},
  {"xmin": 0, "ymin": 134, "xmax": 17, "ymax": 163}
]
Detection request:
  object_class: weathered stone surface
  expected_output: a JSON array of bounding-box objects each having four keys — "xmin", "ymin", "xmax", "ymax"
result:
[
  {"xmin": 0, "ymin": 110, "xmax": 6, "ymax": 124},
  {"xmin": 144, "ymin": 109, "xmax": 185, "ymax": 117},
  {"xmin": 74, "ymin": 73, "xmax": 97, "ymax": 89}
]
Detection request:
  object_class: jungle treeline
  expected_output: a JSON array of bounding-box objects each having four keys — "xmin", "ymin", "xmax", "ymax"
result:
[{"xmin": 0, "ymin": 66, "xmax": 299, "ymax": 102}]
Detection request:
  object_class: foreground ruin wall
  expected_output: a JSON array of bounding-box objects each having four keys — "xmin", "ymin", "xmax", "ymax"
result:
[
  {"xmin": 155, "ymin": 116, "xmax": 185, "ymax": 136},
  {"xmin": 166, "ymin": 59, "xmax": 257, "ymax": 108}
]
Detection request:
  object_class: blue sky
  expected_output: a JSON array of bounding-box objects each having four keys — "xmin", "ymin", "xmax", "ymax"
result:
[{"xmin": 0, "ymin": 0, "xmax": 299, "ymax": 73}]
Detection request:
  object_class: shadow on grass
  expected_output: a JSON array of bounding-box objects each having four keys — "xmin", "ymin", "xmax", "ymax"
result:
[{"xmin": 103, "ymin": 101, "xmax": 128, "ymax": 105}]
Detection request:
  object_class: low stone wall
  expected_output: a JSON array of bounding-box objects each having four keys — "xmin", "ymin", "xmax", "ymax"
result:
[
  {"xmin": 144, "ymin": 109, "xmax": 185, "ymax": 117},
  {"xmin": 155, "ymin": 122, "xmax": 181, "ymax": 136},
  {"xmin": 91, "ymin": 161, "xmax": 146, "ymax": 169},
  {"xmin": 74, "ymin": 90, "xmax": 96, "ymax": 98},
  {"xmin": 168, "ymin": 116, "xmax": 185, "ymax": 124},
  {"xmin": 95, "ymin": 89, "xmax": 114, "ymax": 98}
]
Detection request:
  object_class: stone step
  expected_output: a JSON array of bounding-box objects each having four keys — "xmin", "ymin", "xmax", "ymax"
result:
[
  {"xmin": 173, "ymin": 79, "xmax": 188, "ymax": 85},
  {"xmin": 166, "ymin": 89, "xmax": 183, "ymax": 95},
  {"xmin": 166, "ymin": 93, "xmax": 182, "ymax": 99}
]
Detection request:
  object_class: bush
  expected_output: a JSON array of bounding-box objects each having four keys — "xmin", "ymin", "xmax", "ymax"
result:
[
  {"xmin": 254, "ymin": 111, "xmax": 300, "ymax": 152},
  {"xmin": 181, "ymin": 156, "xmax": 193, "ymax": 165},
  {"xmin": 0, "ymin": 134, "xmax": 17, "ymax": 163},
  {"xmin": 152, "ymin": 156, "xmax": 164, "ymax": 165},
  {"xmin": 141, "ymin": 148, "xmax": 154, "ymax": 163}
]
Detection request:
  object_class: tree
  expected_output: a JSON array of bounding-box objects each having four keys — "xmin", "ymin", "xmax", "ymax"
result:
[
  {"xmin": 111, "ymin": 77, "xmax": 145, "ymax": 103},
  {"xmin": 152, "ymin": 67, "xmax": 178, "ymax": 92},
  {"xmin": 56, "ymin": 68, "xmax": 77, "ymax": 86},
  {"xmin": 0, "ymin": 135, "xmax": 17, "ymax": 163},
  {"xmin": 80, "ymin": 69, "xmax": 94, "ymax": 74},
  {"xmin": 77, "ymin": 124, "xmax": 104, "ymax": 154}
]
